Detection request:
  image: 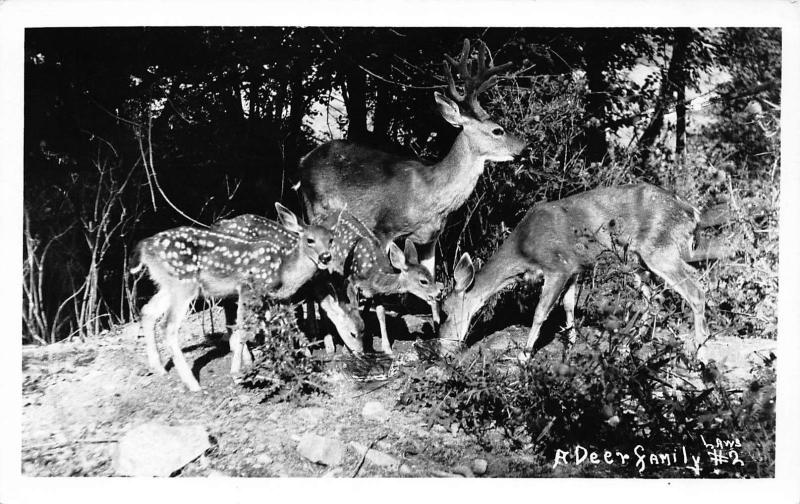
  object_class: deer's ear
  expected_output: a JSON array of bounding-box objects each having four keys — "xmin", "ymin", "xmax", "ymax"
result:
[
  {"xmin": 388, "ymin": 242, "xmax": 408, "ymax": 271},
  {"xmin": 453, "ymin": 253, "xmax": 475, "ymax": 292},
  {"xmin": 435, "ymin": 92, "xmax": 463, "ymax": 126},
  {"xmin": 403, "ymin": 239, "xmax": 419, "ymax": 265},
  {"xmin": 275, "ymin": 202, "xmax": 302, "ymax": 233}
]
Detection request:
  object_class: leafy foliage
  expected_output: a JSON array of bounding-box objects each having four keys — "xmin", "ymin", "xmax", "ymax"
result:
[
  {"xmin": 239, "ymin": 301, "xmax": 328, "ymax": 404},
  {"xmin": 398, "ymin": 252, "xmax": 776, "ymax": 477}
]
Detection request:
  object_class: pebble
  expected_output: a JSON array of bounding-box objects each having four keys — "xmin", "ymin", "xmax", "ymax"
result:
[{"xmin": 471, "ymin": 458, "xmax": 488, "ymax": 475}]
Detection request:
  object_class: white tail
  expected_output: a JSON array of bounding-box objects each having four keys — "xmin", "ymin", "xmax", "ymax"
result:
[
  {"xmin": 134, "ymin": 203, "xmax": 333, "ymax": 391},
  {"xmin": 299, "ymin": 39, "xmax": 526, "ymax": 276},
  {"xmin": 439, "ymin": 183, "xmax": 713, "ymax": 360}
]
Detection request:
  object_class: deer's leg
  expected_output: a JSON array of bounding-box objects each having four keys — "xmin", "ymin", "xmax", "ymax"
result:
[
  {"xmin": 140, "ymin": 289, "xmax": 171, "ymax": 375},
  {"xmin": 562, "ymin": 280, "xmax": 579, "ymax": 347},
  {"xmin": 374, "ymin": 304, "xmax": 393, "ymax": 354},
  {"xmin": 222, "ymin": 298, "xmax": 238, "ymax": 339},
  {"xmin": 230, "ymin": 288, "xmax": 255, "ymax": 376},
  {"xmin": 318, "ymin": 294, "xmax": 364, "ymax": 354},
  {"xmin": 641, "ymin": 252, "xmax": 709, "ymax": 357},
  {"xmin": 521, "ymin": 272, "xmax": 571, "ymax": 360},
  {"xmin": 417, "ymin": 240, "xmax": 437, "ymax": 277},
  {"xmin": 163, "ymin": 286, "xmax": 201, "ymax": 391}
]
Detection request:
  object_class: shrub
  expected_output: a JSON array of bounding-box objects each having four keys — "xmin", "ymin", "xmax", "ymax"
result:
[
  {"xmin": 239, "ymin": 300, "xmax": 328, "ymax": 403},
  {"xmin": 398, "ymin": 249, "xmax": 776, "ymax": 477}
]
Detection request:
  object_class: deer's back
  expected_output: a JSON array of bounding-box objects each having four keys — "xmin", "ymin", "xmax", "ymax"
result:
[
  {"xmin": 328, "ymin": 211, "xmax": 387, "ymax": 279},
  {"xmin": 514, "ymin": 184, "xmax": 699, "ymax": 272},
  {"xmin": 300, "ymin": 140, "xmax": 432, "ymax": 240},
  {"xmin": 211, "ymin": 214, "xmax": 294, "ymax": 242},
  {"xmin": 138, "ymin": 226, "xmax": 299, "ymax": 297}
]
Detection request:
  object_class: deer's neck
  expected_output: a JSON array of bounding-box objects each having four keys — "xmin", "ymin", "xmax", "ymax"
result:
[
  {"xmin": 271, "ymin": 247, "xmax": 314, "ymax": 299},
  {"xmin": 430, "ymin": 132, "xmax": 486, "ymax": 204},
  {"xmin": 462, "ymin": 245, "xmax": 530, "ymax": 321}
]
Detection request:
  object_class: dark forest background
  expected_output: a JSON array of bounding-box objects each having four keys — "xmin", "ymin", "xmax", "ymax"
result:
[{"xmin": 23, "ymin": 27, "xmax": 780, "ymax": 344}]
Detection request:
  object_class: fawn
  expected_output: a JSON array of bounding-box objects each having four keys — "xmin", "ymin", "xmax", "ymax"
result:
[
  {"xmin": 324, "ymin": 212, "xmax": 442, "ymax": 354},
  {"xmin": 438, "ymin": 183, "xmax": 724, "ymax": 362},
  {"xmin": 299, "ymin": 39, "xmax": 526, "ymax": 275},
  {"xmin": 132, "ymin": 203, "xmax": 333, "ymax": 391},
  {"xmin": 215, "ymin": 211, "xmax": 441, "ymax": 354}
]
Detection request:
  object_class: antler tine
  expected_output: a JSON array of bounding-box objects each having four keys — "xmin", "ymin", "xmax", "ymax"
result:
[
  {"xmin": 442, "ymin": 60, "xmax": 464, "ymax": 101},
  {"xmin": 442, "ymin": 38, "xmax": 513, "ymax": 118}
]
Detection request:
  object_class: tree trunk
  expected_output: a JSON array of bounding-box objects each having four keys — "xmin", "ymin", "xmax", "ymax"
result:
[
  {"xmin": 639, "ymin": 28, "xmax": 691, "ymax": 158},
  {"xmin": 342, "ymin": 60, "xmax": 368, "ymax": 142},
  {"xmin": 584, "ymin": 32, "xmax": 609, "ymax": 163},
  {"xmin": 372, "ymin": 79, "xmax": 392, "ymax": 144},
  {"xmin": 673, "ymin": 28, "xmax": 690, "ymax": 162}
]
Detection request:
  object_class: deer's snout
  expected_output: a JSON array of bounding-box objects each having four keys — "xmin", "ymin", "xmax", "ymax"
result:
[{"xmin": 319, "ymin": 251, "xmax": 332, "ymax": 265}]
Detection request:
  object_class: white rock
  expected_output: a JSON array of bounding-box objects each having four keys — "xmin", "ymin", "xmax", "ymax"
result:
[
  {"xmin": 361, "ymin": 401, "xmax": 391, "ymax": 422},
  {"xmin": 297, "ymin": 406, "xmax": 326, "ymax": 424},
  {"xmin": 255, "ymin": 453, "xmax": 273, "ymax": 466},
  {"xmin": 471, "ymin": 458, "xmax": 488, "ymax": 475},
  {"xmin": 297, "ymin": 434, "xmax": 345, "ymax": 466},
  {"xmin": 113, "ymin": 422, "xmax": 210, "ymax": 477}
]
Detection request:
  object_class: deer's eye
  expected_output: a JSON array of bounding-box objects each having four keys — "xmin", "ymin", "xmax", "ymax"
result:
[
  {"xmin": 492, "ymin": 127, "xmax": 505, "ymax": 136},
  {"xmin": 419, "ymin": 278, "xmax": 430, "ymax": 286},
  {"xmin": 306, "ymin": 237, "xmax": 316, "ymax": 245}
]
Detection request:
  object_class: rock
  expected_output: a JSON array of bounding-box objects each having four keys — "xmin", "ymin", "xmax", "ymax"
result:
[
  {"xmin": 297, "ymin": 434, "xmax": 345, "ymax": 466},
  {"xmin": 398, "ymin": 463, "xmax": 413, "ymax": 476},
  {"xmin": 255, "ymin": 453, "xmax": 273, "ymax": 466},
  {"xmin": 297, "ymin": 407, "xmax": 326, "ymax": 424},
  {"xmin": 349, "ymin": 442, "xmax": 400, "ymax": 469},
  {"xmin": 471, "ymin": 458, "xmax": 488, "ymax": 475},
  {"xmin": 361, "ymin": 401, "xmax": 391, "ymax": 422},
  {"xmin": 113, "ymin": 422, "xmax": 210, "ymax": 477}
]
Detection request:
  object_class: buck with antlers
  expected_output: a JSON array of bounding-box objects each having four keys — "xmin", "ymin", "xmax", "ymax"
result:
[
  {"xmin": 132, "ymin": 203, "xmax": 333, "ymax": 391},
  {"xmin": 438, "ymin": 183, "xmax": 723, "ymax": 361},
  {"xmin": 299, "ymin": 39, "xmax": 526, "ymax": 276},
  {"xmin": 214, "ymin": 211, "xmax": 442, "ymax": 354}
]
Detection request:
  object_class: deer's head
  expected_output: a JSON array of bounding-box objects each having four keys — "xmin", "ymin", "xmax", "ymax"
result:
[
  {"xmin": 275, "ymin": 202, "xmax": 333, "ymax": 269},
  {"xmin": 438, "ymin": 252, "xmax": 477, "ymax": 343},
  {"xmin": 437, "ymin": 39, "xmax": 527, "ymax": 162},
  {"xmin": 388, "ymin": 239, "xmax": 442, "ymax": 321}
]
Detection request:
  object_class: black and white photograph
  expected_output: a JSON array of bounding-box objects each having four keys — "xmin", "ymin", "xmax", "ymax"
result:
[{"xmin": 1, "ymin": 0, "xmax": 799, "ymax": 500}]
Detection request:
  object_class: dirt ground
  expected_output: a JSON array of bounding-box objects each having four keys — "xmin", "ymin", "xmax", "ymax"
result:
[{"xmin": 20, "ymin": 307, "xmax": 776, "ymax": 478}]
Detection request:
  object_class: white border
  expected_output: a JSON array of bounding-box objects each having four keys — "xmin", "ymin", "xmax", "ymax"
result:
[{"xmin": 1, "ymin": 1, "xmax": 798, "ymax": 503}]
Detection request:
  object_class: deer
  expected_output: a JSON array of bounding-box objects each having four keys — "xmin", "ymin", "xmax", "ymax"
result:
[
  {"xmin": 214, "ymin": 211, "xmax": 442, "ymax": 354},
  {"xmin": 131, "ymin": 203, "xmax": 334, "ymax": 391},
  {"xmin": 438, "ymin": 183, "xmax": 725, "ymax": 363},
  {"xmin": 298, "ymin": 39, "xmax": 527, "ymax": 277},
  {"xmin": 323, "ymin": 211, "xmax": 442, "ymax": 354}
]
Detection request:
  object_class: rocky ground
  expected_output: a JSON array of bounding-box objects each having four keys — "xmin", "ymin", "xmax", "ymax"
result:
[{"xmin": 21, "ymin": 307, "xmax": 775, "ymax": 478}]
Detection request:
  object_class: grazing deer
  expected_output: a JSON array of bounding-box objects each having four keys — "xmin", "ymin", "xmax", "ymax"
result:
[
  {"xmin": 131, "ymin": 203, "xmax": 333, "ymax": 391},
  {"xmin": 299, "ymin": 39, "xmax": 526, "ymax": 276},
  {"xmin": 215, "ymin": 212, "xmax": 442, "ymax": 354},
  {"xmin": 439, "ymin": 183, "xmax": 722, "ymax": 361},
  {"xmin": 325, "ymin": 212, "xmax": 442, "ymax": 354}
]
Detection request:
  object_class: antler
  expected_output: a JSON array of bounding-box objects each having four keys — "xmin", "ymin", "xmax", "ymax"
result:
[{"xmin": 443, "ymin": 39, "xmax": 513, "ymax": 119}]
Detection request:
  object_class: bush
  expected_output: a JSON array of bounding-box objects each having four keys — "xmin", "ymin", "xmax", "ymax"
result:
[
  {"xmin": 398, "ymin": 249, "xmax": 776, "ymax": 477},
  {"xmin": 239, "ymin": 300, "xmax": 329, "ymax": 404}
]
